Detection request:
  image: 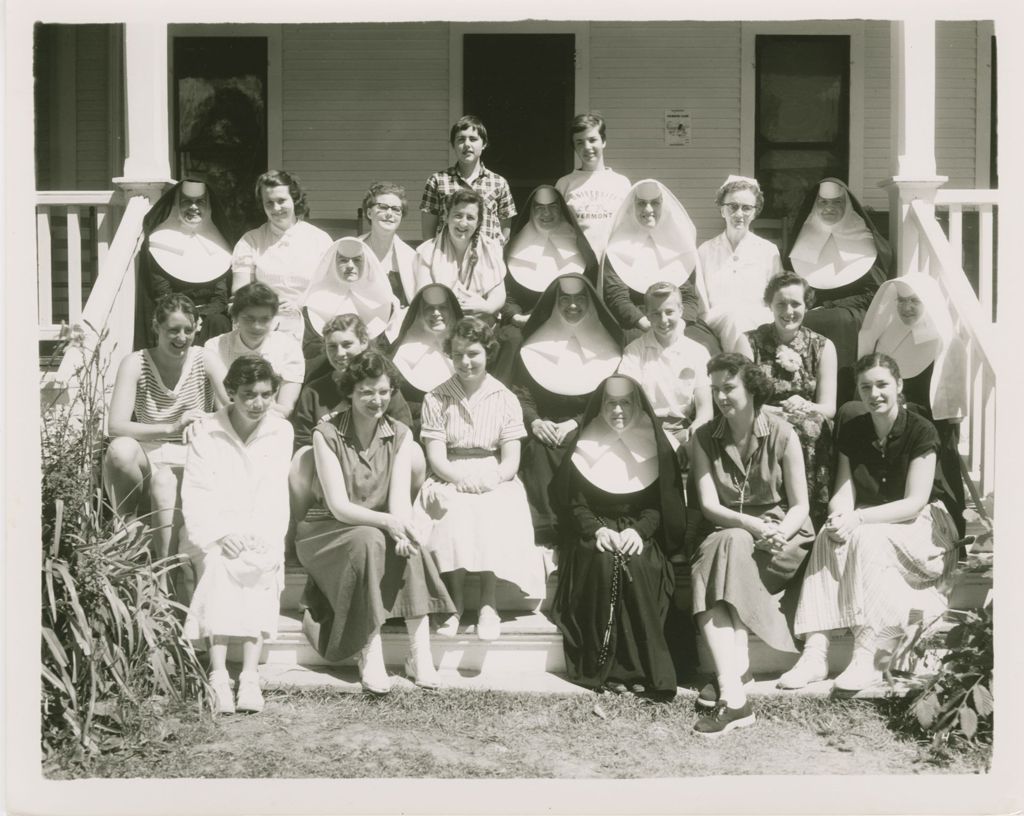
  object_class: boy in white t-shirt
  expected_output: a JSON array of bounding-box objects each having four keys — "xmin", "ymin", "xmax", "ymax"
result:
[
  {"xmin": 618, "ymin": 282, "xmax": 713, "ymax": 452},
  {"xmin": 555, "ymin": 113, "xmax": 631, "ymax": 256}
]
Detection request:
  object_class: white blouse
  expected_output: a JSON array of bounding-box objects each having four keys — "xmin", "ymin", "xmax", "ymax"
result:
[
  {"xmin": 181, "ymin": 408, "xmax": 294, "ymax": 557},
  {"xmin": 697, "ymin": 231, "xmax": 782, "ymax": 333}
]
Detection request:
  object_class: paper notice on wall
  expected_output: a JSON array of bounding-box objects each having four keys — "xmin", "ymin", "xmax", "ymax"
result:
[{"xmin": 665, "ymin": 110, "xmax": 691, "ymax": 146}]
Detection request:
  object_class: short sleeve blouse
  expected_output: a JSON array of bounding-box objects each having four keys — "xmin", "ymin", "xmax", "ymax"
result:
[
  {"xmin": 694, "ymin": 410, "xmax": 796, "ymax": 511},
  {"xmin": 420, "ymin": 374, "xmax": 526, "ymax": 450},
  {"xmin": 837, "ymin": 408, "xmax": 941, "ymax": 507}
]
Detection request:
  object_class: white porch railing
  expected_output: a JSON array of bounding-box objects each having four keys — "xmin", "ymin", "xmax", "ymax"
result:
[
  {"xmin": 45, "ymin": 195, "xmax": 150, "ymax": 403},
  {"xmin": 934, "ymin": 189, "xmax": 998, "ymax": 322},
  {"xmin": 906, "ymin": 198, "xmax": 997, "ymax": 497},
  {"xmin": 36, "ymin": 191, "xmax": 121, "ymax": 340}
]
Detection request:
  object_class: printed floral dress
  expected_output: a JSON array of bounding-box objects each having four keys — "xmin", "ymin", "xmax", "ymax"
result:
[{"xmin": 746, "ymin": 324, "xmax": 833, "ymax": 527}]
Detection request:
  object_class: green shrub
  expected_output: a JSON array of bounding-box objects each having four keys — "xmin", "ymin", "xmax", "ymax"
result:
[{"xmin": 40, "ymin": 325, "xmax": 211, "ymax": 761}]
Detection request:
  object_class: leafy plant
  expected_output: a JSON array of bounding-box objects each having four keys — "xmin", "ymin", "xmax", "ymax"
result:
[
  {"xmin": 884, "ymin": 498, "xmax": 994, "ymax": 754},
  {"xmin": 40, "ymin": 325, "xmax": 211, "ymax": 761}
]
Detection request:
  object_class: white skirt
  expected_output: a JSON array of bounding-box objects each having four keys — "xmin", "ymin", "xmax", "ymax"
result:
[
  {"xmin": 794, "ymin": 500, "xmax": 959, "ymax": 637},
  {"xmin": 413, "ymin": 456, "xmax": 546, "ymax": 598},
  {"xmin": 183, "ymin": 549, "xmax": 283, "ymax": 641}
]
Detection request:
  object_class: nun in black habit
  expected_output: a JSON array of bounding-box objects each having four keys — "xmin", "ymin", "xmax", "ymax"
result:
[
  {"xmin": 492, "ymin": 185, "xmax": 600, "ymax": 383},
  {"xmin": 784, "ymin": 178, "xmax": 894, "ymax": 404},
  {"xmin": 511, "ymin": 274, "xmax": 623, "ymax": 544},
  {"xmin": 549, "ymin": 375, "xmax": 686, "ymax": 699},
  {"xmin": 135, "ymin": 179, "xmax": 234, "ymax": 349},
  {"xmin": 388, "ymin": 282, "xmax": 464, "ymax": 436}
]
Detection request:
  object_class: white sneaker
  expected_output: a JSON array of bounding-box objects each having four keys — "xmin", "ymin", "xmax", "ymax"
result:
[
  {"xmin": 209, "ymin": 669, "xmax": 235, "ymax": 715},
  {"xmin": 435, "ymin": 614, "xmax": 461, "ymax": 638},
  {"xmin": 834, "ymin": 654, "xmax": 883, "ymax": 692},
  {"xmin": 477, "ymin": 607, "xmax": 501, "ymax": 641},
  {"xmin": 235, "ymin": 671, "xmax": 265, "ymax": 713},
  {"xmin": 777, "ymin": 652, "xmax": 829, "ymax": 690}
]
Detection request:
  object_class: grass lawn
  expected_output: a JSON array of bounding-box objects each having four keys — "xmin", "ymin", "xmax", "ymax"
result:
[{"xmin": 46, "ymin": 687, "xmax": 991, "ymax": 778}]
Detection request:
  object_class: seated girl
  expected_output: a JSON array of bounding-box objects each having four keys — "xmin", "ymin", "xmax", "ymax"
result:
[
  {"xmin": 204, "ymin": 282, "xmax": 305, "ymax": 418},
  {"xmin": 745, "ymin": 273, "xmax": 837, "ymax": 527},
  {"xmin": 103, "ymin": 293, "xmax": 228, "ymax": 570},
  {"xmin": 358, "ymin": 181, "xmax": 418, "ymax": 314},
  {"xmin": 690, "ymin": 353, "xmax": 814, "ymax": 736},
  {"xmin": 549, "ymin": 375, "xmax": 685, "ymax": 699},
  {"xmin": 296, "ymin": 351, "xmax": 455, "ymax": 693},
  {"xmin": 182, "ymin": 356, "xmax": 294, "ymax": 714},
  {"xmin": 856, "ymin": 274, "xmax": 968, "ymax": 536},
  {"xmin": 413, "ymin": 316, "xmax": 546, "ymax": 641},
  {"xmin": 412, "ymin": 189, "xmax": 507, "ymax": 324},
  {"xmin": 289, "ymin": 314, "xmax": 416, "ymax": 535},
  {"xmin": 778, "ymin": 353, "xmax": 960, "ymax": 693},
  {"xmin": 300, "ymin": 236, "xmax": 399, "ymax": 381},
  {"xmin": 511, "ymin": 274, "xmax": 623, "ymax": 543}
]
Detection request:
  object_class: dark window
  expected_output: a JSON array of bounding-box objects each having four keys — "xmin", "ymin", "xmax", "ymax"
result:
[{"xmin": 755, "ymin": 35, "xmax": 851, "ymax": 222}]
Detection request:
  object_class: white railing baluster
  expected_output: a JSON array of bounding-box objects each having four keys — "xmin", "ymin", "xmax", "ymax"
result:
[
  {"xmin": 37, "ymin": 206, "xmax": 53, "ymax": 327},
  {"xmin": 981, "ymin": 364, "xmax": 996, "ymax": 495},
  {"xmin": 978, "ymin": 205, "xmax": 994, "ymax": 321},
  {"xmin": 96, "ymin": 205, "xmax": 112, "ymax": 273},
  {"xmin": 66, "ymin": 205, "xmax": 83, "ymax": 324}
]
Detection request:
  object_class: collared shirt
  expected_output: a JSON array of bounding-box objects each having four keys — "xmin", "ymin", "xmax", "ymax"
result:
[
  {"xmin": 695, "ymin": 410, "xmax": 795, "ymax": 511},
  {"xmin": 697, "ymin": 231, "xmax": 782, "ymax": 333},
  {"xmin": 837, "ymin": 407, "xmax": 942, "ymax": 507},
  {"xmin": 420, "ymin": 162, "xmax": 517, "ymax": 244},
  {"xmin": 306, "ymin": 410, "xmax": 408, "ymax": 520},
  {"xmin": 420, "ymin": 374, "xmax": 526, "ymax": 450},
  {"xmin": 618, "ymin": 330, "xmax": 710, "ymax": 419},
  {"xmin": 181, "ymin": 408, "xmax": 294, "ymax": 553},
  {"xmin": 205, "ymin": 329, "xmax": 305, "ymax": 384},
  {"xmin": 290, "ymin": 373, "xmax": 413, "ymax": 451},
  {"xmin": 231, "ymin": 221, "xmax": 334, "ymax": 316}
]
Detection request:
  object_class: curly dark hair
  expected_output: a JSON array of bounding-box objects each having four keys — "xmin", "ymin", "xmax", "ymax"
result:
[
  {"xmin": 763, "ymin": 271, "xmax": 815, "ymax": 309},
  {"xmin": 444, "ymin": 315, "xmax": 499, "ymax": 362},
  {"xmin": 362, "ymin": 181, "xmax": 408, "ymax": 219},
  {"xmin": 223, "ymin": 354, "xmax": 282, "ymax": 395},
  {"xmin": 707, "ymin": 352, "xmax": 774, "ymax": 409},
  {"xmin": 230, "ymin": 282, "xmax": 279, "ymax": 318},
  {"xmin": 321, "ymin": 313, "xmax": 369, "ymax": 345},
  {"xmin": 335, "ymin": 349, "xmax": 399, "ymax": 398},
  {"xmin": 152, "ymin": 293, "xmax": 198, "ymax": 331},
  {"xmin": 255, "ymin": 170, "xmax": 309, "ymax": 219}
]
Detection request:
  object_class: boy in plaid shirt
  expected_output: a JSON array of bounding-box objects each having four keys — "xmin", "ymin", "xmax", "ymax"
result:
[{"xmin": 420, "ymin": 115, "xmax": 517, "ymax": 245}]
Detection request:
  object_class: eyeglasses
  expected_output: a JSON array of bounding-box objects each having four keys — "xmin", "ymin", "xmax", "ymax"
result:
[
  {"xmin": 373, "ymin": 203, "xmax": 403, "ymax": 215},
  {"xmin": 723, "ymin": 203, "xmax": 757, "ymax": 214}
]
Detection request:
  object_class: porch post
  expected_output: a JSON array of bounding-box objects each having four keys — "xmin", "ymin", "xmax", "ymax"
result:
[
  {"xmin": 113, "ymin": 21, "xmax": 174, "ymax": 204},
  {"xmin": 881, "ymin": 18, "xmax": 947, "ymax": 276}
]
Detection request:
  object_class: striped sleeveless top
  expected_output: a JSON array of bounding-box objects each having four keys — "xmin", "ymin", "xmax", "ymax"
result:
[{"xmin": 134, "ymin": 347, "xmax": 215, "ymax": 443}]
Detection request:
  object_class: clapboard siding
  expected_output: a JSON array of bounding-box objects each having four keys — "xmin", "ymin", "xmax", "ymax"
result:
[
  {"xmin": 281, "ymin": 23, "xmax": 449, "ymax": 240},
  {"xmin": 589, "ymin": 21, "xmax": 742, "ymax": 242},
  {"xmin": 936, "ymin": 22, "xmax": 978, "ymax": 187},
  {"xmin": 861, "ymin": 21, "xmax": 892, "ymax": 211},
  {"xmin": 75, "ymin": 25, "xmax": 113, "ymax": 189}
]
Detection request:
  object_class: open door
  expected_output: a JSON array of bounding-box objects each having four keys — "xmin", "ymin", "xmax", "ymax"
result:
[{"xmin": 463, "ymin": 33, "xmax": 576, "ymax": 214}]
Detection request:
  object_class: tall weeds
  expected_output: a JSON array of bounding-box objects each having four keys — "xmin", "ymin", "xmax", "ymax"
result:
[{"xmin": 40, "ymin": 324, "xmax": 211, "ymax": 760}]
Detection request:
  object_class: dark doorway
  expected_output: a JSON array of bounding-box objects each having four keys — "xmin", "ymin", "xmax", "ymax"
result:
[
  {"xmin": 463, "ymin": 34, "xmax": 575, "ymax": 214},
  {"xmin": 173, "ymin": 36, "xmax": 267, "ymax": 243},
  {"xmin": 755, "ymin": 35, "xmax": 851, "ymax": 225}
]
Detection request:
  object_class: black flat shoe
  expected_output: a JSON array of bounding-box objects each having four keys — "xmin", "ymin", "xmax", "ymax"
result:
[
  {"xmin": 693, "ymin": 700, "xmax": 756, "ymax": 737},
  {"xmin": 696, "ymin": 671, "xmax": 755, "ymax": 709}
]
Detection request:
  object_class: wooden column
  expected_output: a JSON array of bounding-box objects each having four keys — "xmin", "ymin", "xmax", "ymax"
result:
[{"xmin": 881, "ymin": 19, "xmax": 947, "ymax": 276}]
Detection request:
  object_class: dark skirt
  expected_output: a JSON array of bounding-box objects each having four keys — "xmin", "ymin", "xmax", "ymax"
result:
[
  {"xmin": 691, "ymin": 505, "xmax": 814, "ymax": 653},
  {"xmin": 520, "ymin": 432, "xmax": 578, "ymax": 545},
  {"xmin": 552, "ymin": 540, "xmax": 677, "ymax": 694},
  {"xmin": 296, "ymin": 520, "xmax": 454, "ymax": 661}
]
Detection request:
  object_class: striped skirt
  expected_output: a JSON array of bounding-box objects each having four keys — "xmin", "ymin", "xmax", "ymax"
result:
[{"xmin": 793, "ymin": 501, "xmax": 959, "ymax": 638}]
